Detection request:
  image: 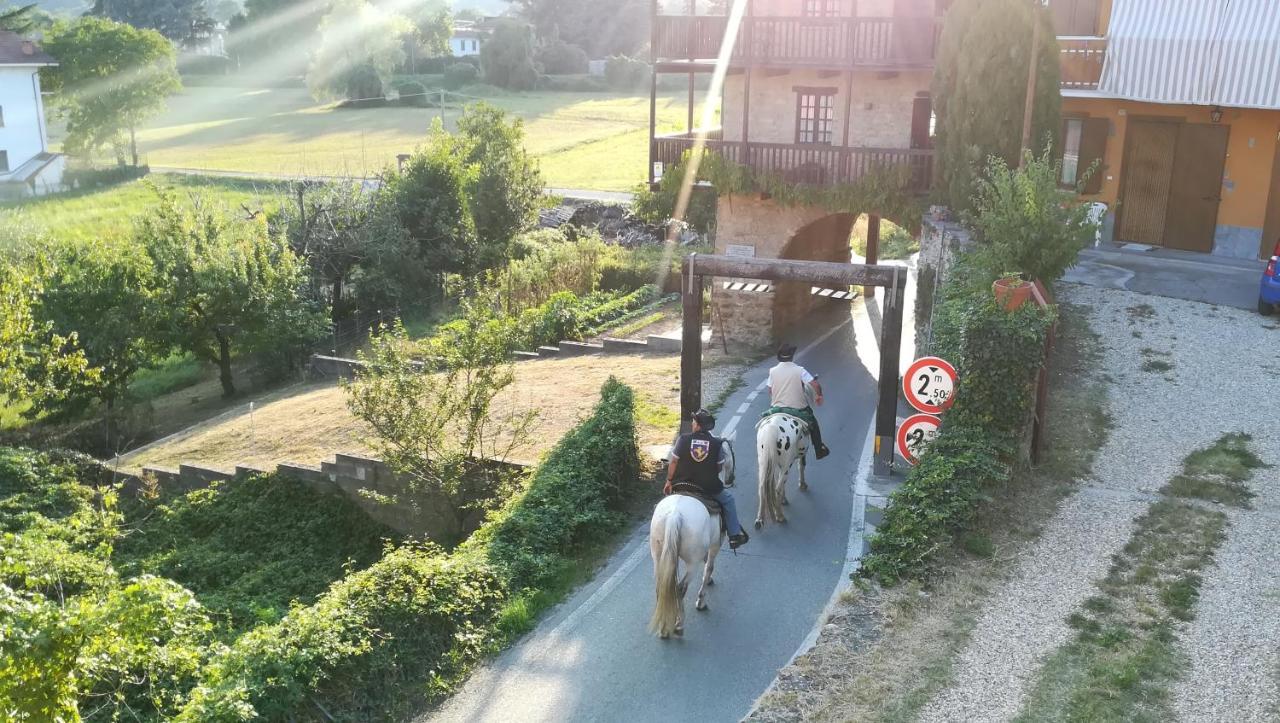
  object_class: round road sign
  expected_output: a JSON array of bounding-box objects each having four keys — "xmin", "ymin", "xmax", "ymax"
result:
[
  {"xmin": 896, "ymin": 413, "xmax": 942, "ymax": 466},
  {"xmin": 903, "ymin": 356, "xmax": 958, "ymax": 414}
]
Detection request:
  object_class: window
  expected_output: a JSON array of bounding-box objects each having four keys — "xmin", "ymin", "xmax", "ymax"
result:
[
  {"xmin": 910, "ymin": 94, "xmax": 934, "ymax": 150},
  {"xmin": 1050, "ymin": 0, "xmax": 1101, "ymax": 36},
  {"xmin": 795, "ymin": 89, "xmax": 835, "ymax": 145},
  {"xmin": 0, "ymin": 151, "xmax": 8, "ymax": 173},
  {"xmin": 802, "ymin": 0, "xmax": 838, "ymax": 17},
  {"xmin": 1059, "ymin": 116, "xmax": 1109, "ymax": 193}
]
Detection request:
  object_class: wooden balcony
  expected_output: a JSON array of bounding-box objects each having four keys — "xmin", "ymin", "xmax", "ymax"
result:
[
  {"xmin": 653, "ymin": 132, "xmax": 934, "ymax": 192},
  {"xmin": 1059, "ymin": 37, "xmax": 1106, "ymax": 91},
  {"xmin": 653, "ymin": 14, "xmax": 940, "ymax": 69}
]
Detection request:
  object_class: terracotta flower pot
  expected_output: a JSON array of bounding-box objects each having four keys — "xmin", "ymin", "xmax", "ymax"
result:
[{"xmin": 993, "ymin": 276, "xmax": 1033, "ymax": 311}]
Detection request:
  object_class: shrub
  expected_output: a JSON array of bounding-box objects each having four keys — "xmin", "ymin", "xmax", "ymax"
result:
[
  {"xmin": 443, "ymin": 61, "xmax": 479, "ymax": 89},
  {"xmin": 966, "ymin": 147, "xmax": 1099, "ymax": 283},
  {"xmin": 518, "ymin": 290, "xmax": 588, "ymax": 347},
  {"xmin": 604, "ymin": 54, "xmax": 648, "ymax": 90},
  {"xmin": 502, "ymin": 229, "xmax": 605, "ymax": 310},
  {"xmin": 537, "ymin": 73, "xmax": 608, "ymax": 92},
  {"xmin": 480, "ymin": 19, "xmax": 538, "ymax": 90},
  {"xmin": 632, "ymin": 151, "xmax": 718, "ymax": 235},
  {"xmin": 536, "ymin": 40, "xmax": 589, "ymax": 74},
  {"xmin": 65, "ymin": 163, "xmax": 150, "ymax": 190},
  {"xmin": 393, "ymin": 79, "xmax": 429, "ymax": 106},
  {"xmin": 600, "ymin": 244, "xmax": 684, "ymax": 293}
]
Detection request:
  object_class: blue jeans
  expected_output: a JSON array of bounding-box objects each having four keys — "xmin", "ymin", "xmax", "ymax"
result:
[{"xmin": 714, "ymin": 489, "xmax": 745, "ymax": 536}]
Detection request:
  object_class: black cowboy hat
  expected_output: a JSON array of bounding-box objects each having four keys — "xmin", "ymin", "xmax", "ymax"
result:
[
  {"xmin": 777, "ymin": 343, "xmax": 797, "ymax": 361},
  {"xmin": 692, "ymin": 408, "xmax": 716, "ymax": 429}
]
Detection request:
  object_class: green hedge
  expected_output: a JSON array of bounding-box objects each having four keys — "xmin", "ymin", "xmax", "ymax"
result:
[
  {"xmin": 179, "ymin": 378, "xmax": 640, "ymax": 720},
  {"xmin": 861, "ymin": 261, "xmax": 1054, "ymax": 583}
]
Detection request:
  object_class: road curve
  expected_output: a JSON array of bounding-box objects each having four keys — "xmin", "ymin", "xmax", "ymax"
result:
[{"xmin": 427, "ymin": 304, "xmax": 880, "ymax": 723}]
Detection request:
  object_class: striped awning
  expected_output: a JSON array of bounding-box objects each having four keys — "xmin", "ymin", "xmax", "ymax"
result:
[{"xmin": 1098, "ymin": 0, "xmax": 1280, "ymax": 110}]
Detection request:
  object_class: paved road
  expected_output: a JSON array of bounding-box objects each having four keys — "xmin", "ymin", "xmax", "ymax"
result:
[
  {"xmin": 1064, "ymin": 247, "xmax": 1265, "ymax": 310},
  {"xmin": 428, "ymin": 303, "xmax": 883, "ymax": 723}
]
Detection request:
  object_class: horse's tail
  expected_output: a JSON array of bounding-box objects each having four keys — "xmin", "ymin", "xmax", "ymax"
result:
[
  {"xmin": 649, "ymin": 509, "xmax": 682, "ymax": 637},
  {"xmin": 757, "ymin": 419, "xmax": 782, "ymax": 524}
]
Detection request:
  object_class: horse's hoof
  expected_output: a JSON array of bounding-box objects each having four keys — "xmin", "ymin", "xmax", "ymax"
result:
[
  {"xmin": 754, "ymin": 520, "xmax": 763, "ymax": 529},
  {"xmin": 778, "ymin": 517, "xmax": 788, "ymax": 524},
  {"xmin": 660, "ymin": 632, "xmax": 669, "ymax": 640},
  {"xmin": 696, "ymin": 601, "xmax": 708, "ymax": 611},
  {"xmin": 800, "ymin": 484, "xmax": 809, "ymax": 492},
  {"xmin": 707, "ymin": 577, "xmax": 715, "ymax": 586},
  {"xmin": 782, "ymin": 498, "xmax": 789, "ymax": 506},
  {"xmin": 674, "ymin": 625, "xmax": 684, "ymax": 636}
]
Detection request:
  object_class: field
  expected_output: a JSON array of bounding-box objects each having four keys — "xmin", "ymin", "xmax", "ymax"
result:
[
  {"xmin": 0, "ymin": 174, "xmax": 288, "ymax": 245},
  {"xmin": 122, "ymin": 84, "xmax": 711, "ymax": 191}
]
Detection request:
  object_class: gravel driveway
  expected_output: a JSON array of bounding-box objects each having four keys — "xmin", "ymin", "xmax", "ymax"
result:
[{"xmin": 919, "ymin": 284, "xmax": 1280, "ymax": 722}]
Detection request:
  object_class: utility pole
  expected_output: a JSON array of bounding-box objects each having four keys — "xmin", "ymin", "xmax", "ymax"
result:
[{"xmin": 1019, "ymin": 3, "xmax": 1043, "ymax": 166}]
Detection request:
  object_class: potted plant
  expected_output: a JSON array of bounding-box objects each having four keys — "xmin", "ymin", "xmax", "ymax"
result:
[{"xmin": 993, "ymin": 272, "xmax": 1033, "ymax": 310}]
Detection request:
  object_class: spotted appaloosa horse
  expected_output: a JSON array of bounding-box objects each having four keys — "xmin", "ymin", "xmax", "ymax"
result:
[{"xmin": 754, "ymin": 413, "xmax": 810, "ymax": 528}]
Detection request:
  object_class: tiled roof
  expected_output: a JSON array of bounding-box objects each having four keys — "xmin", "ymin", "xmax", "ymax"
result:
[{"xmin": 0, "ymin": 30, "xmax": 56, "ymax": 66}]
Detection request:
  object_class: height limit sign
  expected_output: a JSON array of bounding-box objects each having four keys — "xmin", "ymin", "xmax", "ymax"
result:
[{"xmin": 903, "ymin": 356, "xmax": 958, "ymax": 414}]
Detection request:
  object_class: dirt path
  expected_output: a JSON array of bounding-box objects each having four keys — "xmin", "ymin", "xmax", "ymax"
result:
[{"xmin": 920, "ymin": 285, "xmax": 1280, "ymax": 721}]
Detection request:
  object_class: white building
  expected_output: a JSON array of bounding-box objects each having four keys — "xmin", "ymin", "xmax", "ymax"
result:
[
  {"xmin": 449, "ymin": 23, "xmax": 485, "ymax": 57},
  {"xmin": 0, "ymin": 31, "xmax": 63, "ymax": 199}
]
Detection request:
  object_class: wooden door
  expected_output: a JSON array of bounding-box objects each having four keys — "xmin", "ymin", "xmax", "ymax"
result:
[
  {"xmin": 1261, "ymin": 135, "xmax": 1280, "ymax": 259},
  {"xmin": 1164, "ymin": 124, "xmax": 1228, "ymax": 253},
  {"xmin": 1117, "ymin": 120, "xmax": 1178, "ymax": 246}
]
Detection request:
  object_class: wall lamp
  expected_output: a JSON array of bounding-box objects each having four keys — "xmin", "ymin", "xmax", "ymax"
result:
[{"xmin": 1210, "ymin": 106, "xmax": 1224, "ymax": 123}]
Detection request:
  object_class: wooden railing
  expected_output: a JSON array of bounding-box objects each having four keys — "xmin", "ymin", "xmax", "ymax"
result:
[
  {"xmin": 654, "ymin": 15, "xmax": 940, "ymax": 68},
  {"xmin": 653, "ymin": 134, "xmax": 934, "ymax": 192},
  {"xmin": 1059, "ymin": 37, "xmax": 1106, "ymax": 91}
]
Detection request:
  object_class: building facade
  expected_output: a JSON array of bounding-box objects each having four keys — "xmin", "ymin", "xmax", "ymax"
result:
[
  {"xmin": 649, "ymin": 0, "xmax": 944, "ymax": 344},
  {"xmin": 0, "ymin": 31, "xmax": 62, "ymax": 199},
  {"xmin": 450, "ymin": 24, "xmax": 486, "ymax": 57},
  {"xmin": 1053, "ymin": 0, "xmax": 1280, "ymax": 260}
]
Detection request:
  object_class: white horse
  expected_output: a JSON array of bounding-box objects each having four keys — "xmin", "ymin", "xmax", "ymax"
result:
[
  {"xmin": 754, "ymin": 413, "xmax": 810, "ymax": 528},
  {"xmin": 649, "ymin": 493, "xmax": 725, "ymax": 638}
]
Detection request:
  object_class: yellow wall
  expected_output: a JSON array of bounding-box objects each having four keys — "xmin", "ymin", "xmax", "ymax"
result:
[{"xmin": 1062, "ymin": 96, "xmax": 1280, "ymax": 255}]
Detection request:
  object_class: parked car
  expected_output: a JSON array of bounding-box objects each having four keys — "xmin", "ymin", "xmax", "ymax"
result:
[{"xmin": 1260, "ymin": 238, "xmax": 1280, "ymax": 315}]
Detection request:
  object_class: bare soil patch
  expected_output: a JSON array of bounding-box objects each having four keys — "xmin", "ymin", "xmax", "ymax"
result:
[{"xmin": 121, "ymin": 354, "xmax": 685, "ymax": 473}]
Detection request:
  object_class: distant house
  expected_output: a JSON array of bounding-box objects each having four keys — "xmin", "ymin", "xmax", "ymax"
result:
[
  {"xmin": 0, "ymin": 30, "xmax": 63, "ymax": 198},
  {"xmin": 450, "ymin": 22, "xmax": 486, "ymax": 57},
  {"xmin": 1053, "ymin": 0, "xmax": 1280, "ymax": 259}
]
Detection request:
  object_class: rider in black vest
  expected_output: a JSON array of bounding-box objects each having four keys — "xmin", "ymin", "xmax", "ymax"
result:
[{"xmin": 665, "ymin": 409, "xmax": 750, "ymax": 549}]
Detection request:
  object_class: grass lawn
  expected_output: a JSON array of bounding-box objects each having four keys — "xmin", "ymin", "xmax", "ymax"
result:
[
  {"xmin": 119, "ymin": 84, "xmax": 709, "ymax": 191},
  {"xmin": 0, "ymin": 174, "xmax": 288, "ymax": 246}
]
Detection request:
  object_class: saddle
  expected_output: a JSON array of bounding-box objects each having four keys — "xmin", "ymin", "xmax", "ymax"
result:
[{"xmin": 669, "ymin": 482, "xmax": 728, "ymax": 536}]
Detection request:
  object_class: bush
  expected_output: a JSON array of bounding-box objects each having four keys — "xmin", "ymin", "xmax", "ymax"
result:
[
  {"xmin": 536, "ymin": 73, "xmax": 608, "ymax": 92},
  {"xmin": 604, "ymin": 54, "xmax": 648, "ymax": 90},
  {"xmin": 632, "ymin": 151, "xmax": 718, "ymax": 235},
  {"xmin": 181, "ymin": 378, "xmax": 639, "ymax": 719},
  {"xmin": 480, "ymin": 19, "xmax": 538, "ymax": 90},
  {"xmin": 443, "ymin": 61, "xmax": 480, "ymax": 90},
  {"xmin": 536, "ymin": 40, "xmax": 589, "ymax": 74},
  {"xmin": 860, "ymin": 260, "xmax": 1054, "ymax": 583},
  {"xmin": 339, "ymin": 63, "xmax": 386, "ymax": 106},
  {"xmin": 409, "ymin": 55, "xmax": 478, "ymax": 74},
  {"xmin": 600, "ymin": 244, "xmax": 683, "ymax": 293},
  {"xmin": 65, "ymin": 163, "xmax": 150, "ymax": 190},
  {"xmin": 502, "ymin": 229, "xmax": 605, "ymax": 311},
  {"xmin": 393, "ymin": 79, "xmax": 430, "ymax": 106}
]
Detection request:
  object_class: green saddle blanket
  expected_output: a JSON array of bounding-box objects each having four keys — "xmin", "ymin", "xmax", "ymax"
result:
[{"xmin": 759, "ymin": 405, "xmax": 816, "ymax": 429}]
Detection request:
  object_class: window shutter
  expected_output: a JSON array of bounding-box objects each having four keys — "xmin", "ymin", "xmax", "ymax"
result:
[
  {"xmin": 1079, "ymin": 117, "xmax": 1109, "ymax": 194},
  {"xmin": 910, "ymin": 95, "xmax": 933, "ymax": 149}
]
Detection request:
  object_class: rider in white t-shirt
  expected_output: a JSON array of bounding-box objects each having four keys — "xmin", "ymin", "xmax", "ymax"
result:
[{"xmin": 766, "ymin": 343, "xmax": 829, "ymax": 460}]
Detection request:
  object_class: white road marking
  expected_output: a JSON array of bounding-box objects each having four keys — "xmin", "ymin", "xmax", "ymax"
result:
[{"xmin": 736, "ymin": 402, "xmax": 751, "ymax": 414}]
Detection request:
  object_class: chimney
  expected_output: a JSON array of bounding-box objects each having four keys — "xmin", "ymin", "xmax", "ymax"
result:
[{"xmin": 21, "ymin": 40, "xmax": 34, "ymax": 56}]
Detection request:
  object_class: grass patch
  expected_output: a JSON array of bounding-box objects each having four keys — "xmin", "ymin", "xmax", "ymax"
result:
[
  {"xmin": 128, "ymin": 353, "xmax": 209, "ymax": 403},
  {"xmin": 0, "ymin": 174, "xmax": 287, "ymax": 246},
  {"xmin": 1015, "ymin": 432, "xmax": 1267, "ymax": 722},
  {"xmin": 852, "ymin": 218, "xmax": 919, "ymax": 260},
  {"xmin": 634, "ymin": 393, "xmax": 680, "ymax": 432},
  {"xmin": 118, "ymin": 83, "xmax": 705, "ymax": 191},
  {"xmin": 1165, "ymin": 432, "xmax": 1265, "ymax": 508}
]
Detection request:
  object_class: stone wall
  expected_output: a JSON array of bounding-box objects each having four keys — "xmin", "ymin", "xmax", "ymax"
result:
[
  {"xmin": 721, "ymin": 69, "xmax": 930, "ymax": 148},
  {"xmin": 712, "ymin": 194, "xmax": 856, "ymax": 348},
  {"xmin": 129, "ymin": 453, "xmax": 523, "ymax": 541},
  {"xmin": 916, "ymin": 212, "xmax": 976, "ymax": 354}
]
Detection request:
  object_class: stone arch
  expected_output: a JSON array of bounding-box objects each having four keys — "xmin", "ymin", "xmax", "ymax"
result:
[{"xmin": 771, "ymin": 212, "xmax": 857, "ymax": 339}]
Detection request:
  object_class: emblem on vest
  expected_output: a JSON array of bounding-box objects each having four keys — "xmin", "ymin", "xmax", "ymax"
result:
[{"xmin": 690, "ymin": 438, "xmax": 711, "ymax": 462}]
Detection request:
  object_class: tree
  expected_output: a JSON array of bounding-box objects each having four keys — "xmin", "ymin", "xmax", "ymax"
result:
[
  {"xmin": 0, "ymin": 3, "xmax": 36, "ymax": 33},
  {"xmin": 208, "ymin": 0, "xmax": 241, "ymax": 24},
  {"xmin": 90, "ymin": 0, "xmax": 210, "ymax": 41},
  {"xmin": 506, "ymin": 0, "xmax": 646, "ymax": 57},
  {"xmin": 344, "ymin": 303, "xmax": 534, "ymax": 531},
  {"xmin": 140, "ymin": 189, "xmax": 325, "ymax": 398},
  {"xmin": 307, "ymin": 0, "xmax": 413, "ymax": 102},
  {"xmin": 35, "ymin": 238, "xmax": 167, "ymax": 425},
  {"xmin": 383, "ymin": 138, "xmax": 477, "ymax": 288},
  {"xmin": 41, "ymin": 18, "xmax": 181, "ymax": 167},
  {"xmin": 480, "ymin": 18, "xmax": 537, "ymax": 90},
  {"xmin": 230, "ymin": 0, "xmax": 327, "ymax": 69},
  {"xmin": 0, "ymin": 259, "xmax": 94, "ymax": 411},
  {"xmin": 451, "ymin": 103, "xmax": 544, "ymax": 268},
  {"xmin": 407, "ymin": 0, "xmax": 451, "ymax": 63},
  {"xmin": 932, "ymin": 0, "xmax": 1061, "ymax": 212}
]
